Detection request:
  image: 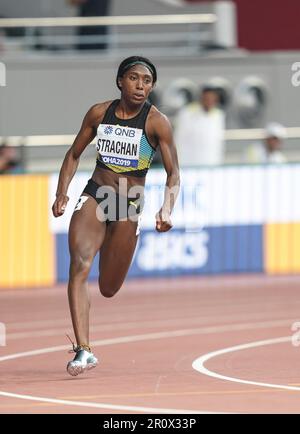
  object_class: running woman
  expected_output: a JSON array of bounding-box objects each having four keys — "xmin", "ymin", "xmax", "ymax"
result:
[{"xmin": 52, "ymin": 56, "xmax": 180, "ymax": 376}]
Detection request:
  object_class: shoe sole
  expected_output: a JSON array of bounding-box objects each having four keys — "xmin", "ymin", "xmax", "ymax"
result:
[{"xmin": 67, "ymin": 361, "xmax": 98, "ymax": 377}]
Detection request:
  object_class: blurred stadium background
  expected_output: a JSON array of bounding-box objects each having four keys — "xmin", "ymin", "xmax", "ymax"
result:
[{"xmin": 1, "ymin": 0, "xmax": 300, "ymax": 289}]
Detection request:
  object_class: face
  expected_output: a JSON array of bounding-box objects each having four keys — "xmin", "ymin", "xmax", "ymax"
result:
[
  {"xmin": 118, "ymin": 65, "xmax": 154, "ymax": 105},
  {"xmin": 201, "ymin": 90, "xmax": 219, "ymax": 111},
  {"xmin": 265, "ymin": 136, "xmax": 281, "ymax": 152}
]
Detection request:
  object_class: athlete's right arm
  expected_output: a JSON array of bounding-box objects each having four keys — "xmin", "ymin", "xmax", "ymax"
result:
[{"xmin": 52, "ymin": 103, "xmax": 105, "ymax": 218}]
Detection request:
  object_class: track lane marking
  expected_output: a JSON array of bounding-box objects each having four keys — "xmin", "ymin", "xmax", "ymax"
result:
[
  {"xmin": 192, "ymin": 336, "xmax": 300, "ymax": 391},
  {"xmin": 0, "ymin": 328, "xmax": 232, "ymax": 414}
]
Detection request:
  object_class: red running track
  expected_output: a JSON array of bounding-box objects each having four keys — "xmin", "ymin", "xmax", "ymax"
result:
[{"xmin": 1, "ymin": 274, "xmax": 300, "ymax": 414}]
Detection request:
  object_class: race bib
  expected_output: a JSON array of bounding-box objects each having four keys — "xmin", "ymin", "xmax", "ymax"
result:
[{"xmin": 96, "ymin": 124, "xmax": 142, "ymax": 168}]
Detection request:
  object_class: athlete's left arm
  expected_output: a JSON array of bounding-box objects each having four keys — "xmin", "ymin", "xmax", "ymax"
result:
[{"xmin": 153, "ymin": 112, "xmax": 180, "ymax": 232}]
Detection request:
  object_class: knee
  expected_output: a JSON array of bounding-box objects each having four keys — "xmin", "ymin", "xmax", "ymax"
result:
[
  {"xmin": 70, "ymin": 254, "xmax": 93, "ymax": 280},
  {"xmin": 98, "ymin": 280, "xmax": 120, "ymax": 298}
]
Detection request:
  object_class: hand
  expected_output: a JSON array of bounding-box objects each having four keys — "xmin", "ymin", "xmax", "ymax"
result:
[
  {"xmin": 155, "ymin": 209, "xmax": 173, "ymax": 232},
  {"xmin": 52, "ymin": 193, "xmax": 69, "ymax": 218}
]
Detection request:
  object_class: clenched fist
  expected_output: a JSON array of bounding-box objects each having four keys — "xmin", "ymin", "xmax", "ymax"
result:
[{"xmin": 52, "ymin": 193, "xmax": 69, "ymax": 218}]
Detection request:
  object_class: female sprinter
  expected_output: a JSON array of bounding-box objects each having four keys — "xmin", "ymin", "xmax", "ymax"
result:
[{"xmin": 52, "ymin": 56, "xmax": 180, "ymax": 376}]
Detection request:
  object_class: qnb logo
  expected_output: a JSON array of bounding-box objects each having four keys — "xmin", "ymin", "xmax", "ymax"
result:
[
  {"xmin": 291, "ymin": 62, "xmax": 300, "ymax": 87},
  {"xmin": 104, "ymin": 126, "xmax": 113, "ymax": 135},
  {"xmin": 0, "ymin": 322, "xmax": 6, "ymax": 346},
  {"xmin": 115, "ymin": 127, "xmax": 135, "ymax": 138},
  {"xmin": 0, "ymin": 62, "xmax": 6, "ymax": 87}
]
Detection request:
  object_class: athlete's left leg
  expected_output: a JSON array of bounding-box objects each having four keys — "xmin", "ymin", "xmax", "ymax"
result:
[{"xmin": 98, "ymin": 219, "xmax": 140, "ymax": 297}]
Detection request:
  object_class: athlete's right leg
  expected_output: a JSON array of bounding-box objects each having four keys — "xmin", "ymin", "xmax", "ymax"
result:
[{"xmin": 68, "ymin": 194, "xmax": 106, "ymax": 350}]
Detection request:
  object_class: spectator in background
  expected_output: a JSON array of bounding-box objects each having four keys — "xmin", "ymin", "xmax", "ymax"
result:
[
  {"xmin": 174, "ymin": 86, "xmax": 225, "ymax": 166},
  {"xmin": 244, "ymin": 122, "xmax": 287, "ymax": 164},
  {"xmin": 67, "ymin": 0, "xmax": 110, "ymax": 50},
  {"xmin": 0, "ymin": 144, "xmax": 21, "ymax": 174}
]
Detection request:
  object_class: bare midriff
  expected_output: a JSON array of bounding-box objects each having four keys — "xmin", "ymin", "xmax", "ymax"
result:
[{"xmin": 91, "ymin": 166, "xmax": 146, "ymax": 196}]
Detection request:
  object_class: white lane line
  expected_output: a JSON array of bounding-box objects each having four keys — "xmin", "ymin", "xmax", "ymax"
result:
[
  {"xmin": 0, "ymin": 325, "xmax": 294, "ymax": 412},
  {"xmin": 0, "ymin": 327, "xmax": 235, "ymax": 362},
  {"xmin": 0, "ymin": 319, "xmax": 293, "ymax": 362},
  {"xmin": 5, "ymin": 317, "xmax": 294, "ymax": 341},
  {"xmin": 0, "ymin": 328, "xmax": 231, "ymax": 414},
  {"xmin": 192, "ymin": 336, "xmax": 300, "ymax": 392},
  {"xmin": 0, "ymin": 391, "xmax": 210, "ymax": 414}
]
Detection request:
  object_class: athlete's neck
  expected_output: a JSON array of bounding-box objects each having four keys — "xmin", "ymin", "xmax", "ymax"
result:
[{"xmin": 116, "ymin": 99, "xmax": 144, "ymax": 120}]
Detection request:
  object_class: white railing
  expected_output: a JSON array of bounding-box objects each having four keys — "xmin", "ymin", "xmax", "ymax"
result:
[
  {"xmin": 2, "ymin": 128, "xmax": 300, "ymax": 147},
  {"xmin": 0, "ymin": 14, "xmax": 217, "ymax": 28},
  {"xmin": 225, "ymin": 127, "xmax": 300, "ymax": 141},
  {"xmin": 0, "ymin": 14, "xmax": 216, "ymax": 28},
  {"xmin": 0, "ymin": 14, "xmax": 217, "ymax": 54}
]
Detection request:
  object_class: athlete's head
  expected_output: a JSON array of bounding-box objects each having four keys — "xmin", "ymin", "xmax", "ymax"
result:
[{"xmin": 116, "ymin": 56, "xmax": 157, "ymax": 104}]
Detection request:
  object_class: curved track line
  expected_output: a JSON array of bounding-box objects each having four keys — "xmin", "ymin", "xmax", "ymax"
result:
[
  {"xmin": 0, "ymin": 328, "xmax": 226, "ymax": 414},
  {"xmin": 192, "ymin": 336, "xmax": 300, "ymax": 392}
]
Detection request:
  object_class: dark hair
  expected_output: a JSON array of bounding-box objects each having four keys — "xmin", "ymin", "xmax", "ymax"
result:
[
  {"xmin": 201, "ymin": 85, "xmax": 219, "ymax": 94},
  {"xmin": 116, "ymin": 56, "xmax": 157, "ymax": 90}
]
